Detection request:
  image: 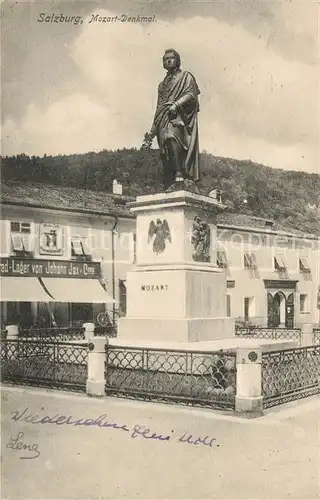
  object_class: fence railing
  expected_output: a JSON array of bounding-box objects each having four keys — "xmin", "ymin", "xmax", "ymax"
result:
[
  {"xmin": 105, "ymin": 345, "xmax": 236, "ymax": 411},
  {"xmin": 94, "ymin": 325, "xmax": 117, "ymax": 337},
  {"xmin": 313, "ymin": 328, "xmax": 320, "ymax": 346},
  {"xmin": 2, "ymin": 335, "xmax": 320, "ymax": 414},
  {"xmin": 235, "ymin": 326, "xmax": 301, "ymax": 345},
  {"xmin": 2, "ymin": 325, "xmax": 118, "ymax": 340},
  {"xmin": 18, "ymin": 327, "xmax": 85, "ymax": 341},
  {"xmin": 262, "ymin": 345, "xmax": 320, "ymax": 409},
  {"xmin": 0, "ymin": 338, "xmax": 88, "ymax": 391}
]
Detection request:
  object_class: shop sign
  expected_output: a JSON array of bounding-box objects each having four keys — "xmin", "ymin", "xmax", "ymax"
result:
[{"xmin": 0, "ymin": 257, "xmax": 101, "ymax": 279}]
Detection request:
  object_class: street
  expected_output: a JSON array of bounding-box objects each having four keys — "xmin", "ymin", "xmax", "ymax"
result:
[{"xmin": 1, "ymin": 386, "xmax": 319, "ymax": 499}]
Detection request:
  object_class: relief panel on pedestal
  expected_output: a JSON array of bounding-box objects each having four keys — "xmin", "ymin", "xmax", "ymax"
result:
[{"xmin": 136, "ymin": 211, "xmax": 184, "ymax": 265}]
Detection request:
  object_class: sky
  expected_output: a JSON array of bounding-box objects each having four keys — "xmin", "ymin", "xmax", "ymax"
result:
[{"xmin": 1, "ymin": 0, "xmax": 319, "ymax": 174}]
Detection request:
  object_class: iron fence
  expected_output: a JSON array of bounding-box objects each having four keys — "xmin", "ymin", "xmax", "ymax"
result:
[
  {"xmin": 0, "ymin": 338, "xmax": 88, "ymax": 391},
  {"xmin": 93, "ymin": 325, "xmax": 117, "ymax": 338},
  {"xmin": 105, "ymin": 345, "xmax": 236, "ymax": 410},
  {"xmin": 262, "ymin": 345, "xmax": 320, "ymax": 408},
  {"xmin": 18, "ymin": 327, "xmax": 85, "ymax": 341},
  {"xmin": 17, "ymin": 326, "xmax": 117, "ymax": 340},
  {"xmin": 313, "ymin": 328, "xmax": 320, "ymax": 346},
  {"xmin": 235, "ymin": 326, "xmax": 301, "ymax": 345}
]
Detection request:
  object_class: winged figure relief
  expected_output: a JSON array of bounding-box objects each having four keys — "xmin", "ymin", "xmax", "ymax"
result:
[
  {"xmin": 148, "ymin": 219, "xmax": 172, "ymax": 254},
  {"xmin": 191, "ymin": 216, "xmax": 211, "ymax": 262}
]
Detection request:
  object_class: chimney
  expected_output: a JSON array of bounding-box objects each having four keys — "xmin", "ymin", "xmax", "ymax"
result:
[{"xmin": 112, "ymin": 179, "xmax": 123, "ymax": 195}]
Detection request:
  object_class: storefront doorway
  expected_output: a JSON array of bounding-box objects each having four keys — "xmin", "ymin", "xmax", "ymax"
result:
[{"xmin": 267, "ymin": 292, "xmax": 295, "ymax": 328}]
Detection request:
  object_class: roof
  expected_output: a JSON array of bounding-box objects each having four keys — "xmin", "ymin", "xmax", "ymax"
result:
[
  {"xmin": 217, "ymin": 213, "xmax": 274, "ymax": 228},
  {"xmin": 1, "ymin": 180, "xmax": 135, "ymax": 218},
  {"xmin": 216, "ymin": 212, "xmax": 312, "ymax": 238},
  {"xmin": 0, "ymin": 180, "xmax": 316, "ymax": 238}
]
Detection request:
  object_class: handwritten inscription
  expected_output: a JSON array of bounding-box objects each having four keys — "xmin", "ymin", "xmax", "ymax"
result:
[
  {"xmin": 131, "ymin": 425, "xmax": 172, "ymax": 441},
  {"xmin": 179, "ymin": 432, "xmax": 216, "ymax": 448},
  {"xmin": 11, "ymin": 408, "xmax": 217, "ymax": 449},
  {"xmin": 6, "ymin": 432, "xmax": 40, "ymax": 459},
  {"xmin": 11, "ymin": 408, "xmax": 130, "ymax": 432},
  {"xmin": 141, "ymin": 284, "xmax": 168, "ymax": 291}
]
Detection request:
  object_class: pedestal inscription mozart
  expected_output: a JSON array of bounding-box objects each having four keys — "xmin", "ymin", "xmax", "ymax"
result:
[{"xmin": 143, "ymin": 49, "xmax": 200, "ymax": 190}]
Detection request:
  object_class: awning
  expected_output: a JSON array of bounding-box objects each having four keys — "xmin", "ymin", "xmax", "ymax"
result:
[
  {"xmin": 274, "ymin": 255, "xmax": 286, "ymax": 271},
  {"xmin": 244, "ymin": 252, "xmax": 257, "ymax": 269},
  {"xmin": 41, "ymin": 278, "xmax": 117, "ymax": 303},
  {"xmin": 299, "ymin": 257, "xmax": 311, "ymax": 272},
  {"xmin": 0, "ymin": 277, "xmax": 53, "ymax": 302}
]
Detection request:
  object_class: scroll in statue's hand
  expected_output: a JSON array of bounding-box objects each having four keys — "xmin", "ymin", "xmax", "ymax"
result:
[{"xmin": 149, "ymin": 125, "xmax": 156, "ymax": 139}]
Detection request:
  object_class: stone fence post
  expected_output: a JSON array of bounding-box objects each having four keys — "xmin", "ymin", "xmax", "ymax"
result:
[
  {"xmin": 6, "ymin": 325, "xmax": 19, "ymax": 339},
  {"xmin": 86, "ymin": 336, "xmax": 107, "ymax": 397},
  {"xmin": 235, "ymin": 346, "xmax": 263, "ymax": 415},
  {"xmin": 300, "ymin": 323, "xmax": 314, "ymax": 347},
  {"xmin": 83, "ymin": 322, "xmax": 95, "ymax": 341}
]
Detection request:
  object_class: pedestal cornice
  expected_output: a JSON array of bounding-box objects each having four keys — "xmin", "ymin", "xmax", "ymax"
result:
[
  {"xmin": 128, "ymin": 190, "xmax": 227, "ymax": 214},
  {"xmin": 133, "ymin": 262, "xmax": 224, "ymax": 273}
]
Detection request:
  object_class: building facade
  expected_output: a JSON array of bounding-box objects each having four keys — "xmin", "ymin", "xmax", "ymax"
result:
[
  {"xmin": 0, "ymin": 181, "xmax": 135, "ymax": 329},
  {"xmin": 217, "ymin": 219, "xmax": 320, "ymax": 327},
  {"xmin": 1, "ymin": 181, "xmax": 319, "ymax": 330}
]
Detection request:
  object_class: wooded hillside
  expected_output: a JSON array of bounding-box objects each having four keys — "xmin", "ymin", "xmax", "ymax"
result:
[{"xmin": 2, "ymin": 149, "xmax": 319, "ymax": 234}]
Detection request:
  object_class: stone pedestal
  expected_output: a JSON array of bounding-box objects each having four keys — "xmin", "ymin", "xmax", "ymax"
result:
[{"xmin": 118, "ymin": 190, "xmax": 234, "ymax": 342}]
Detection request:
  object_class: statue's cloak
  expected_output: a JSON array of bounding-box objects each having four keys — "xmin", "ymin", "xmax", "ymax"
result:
[{"xmin": 153, "ymin": 70, "xmax": 200, "ymax": 181}]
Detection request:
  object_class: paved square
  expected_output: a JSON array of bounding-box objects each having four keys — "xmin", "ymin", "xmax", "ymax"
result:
[{"xmin": 1, "ymin": 386, "xmax": 319, "ymax": 499}]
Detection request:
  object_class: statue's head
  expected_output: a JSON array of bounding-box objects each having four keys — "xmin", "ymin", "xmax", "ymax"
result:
[{"xmin": 163, "ymin": 49, "xmax": 181, "ymax": 71}]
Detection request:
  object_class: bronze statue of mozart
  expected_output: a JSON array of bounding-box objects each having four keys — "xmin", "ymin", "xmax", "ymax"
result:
[{"xmin": 144, "ymin": 49, "xmax": 200, "ymax": 190}]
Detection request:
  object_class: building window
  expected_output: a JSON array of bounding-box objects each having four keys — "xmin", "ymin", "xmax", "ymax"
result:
[
  {"xmin": 11, "ymin": 222, "xmax": 31, "ymax": 233},
  {"xmin": 217, "ymin": 250, "xmax": 228, "ymax": 268},
  {"xmin": 70, "ymin": 229, "xmax": 92, "ymax": 260},
  {"xmin": 299, "ymin": 294, "xmax": 308, "ymax": 313},
  {"xmin": 244, "ymin": 297, "xmax": 250, "ymax": 320},
  {"xmin": 71, "ymin": 238, "xmax": 84, "ymax": 257},
  {"xmin": 299, "ymin": 257, "xmax": 311, "ymax": 274},
  {"xmin": 274, "ymin": 255, "xmax": 286, "ymax": 272},
  {"xmin": 244, "ymin": 252, "xmax": 257, "ymax": 270},
  {"xmin": 119, "ymin": 279, "xmax": 127, "ymax": 317},
  {"xmin": 244, "ymin": 297, "xmax": 255, "ymax": 320},
  {"xmin": 226, "ymin": 295, "xmax": 231, "ymax": 317},
  {"xmin": 10, "ymin": 221, "xmax": 33, "ymax": 254},
  {"xmin": 70, "ymin": 303, "xmax": 93, "ymax": 326}
]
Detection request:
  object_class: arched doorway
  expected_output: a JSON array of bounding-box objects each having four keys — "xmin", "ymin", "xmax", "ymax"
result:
[
  {"xmin": 274, "ymin": 292, "xmax": 286, "ymax": 327},
  {"xmin": 286, "ymin": 293, "xmax": 294, "ymax": 328},
  {"xmin": 267, "ymin": 291, "xmax": 295, "ymax": 328}
]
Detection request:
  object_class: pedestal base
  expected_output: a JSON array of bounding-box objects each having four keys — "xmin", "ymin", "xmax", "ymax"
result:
[
  {"xmin": 117, "ymin": 316, "xmax": 235, "ymax": 343},
  {"xmin": 119, "ymin": 190, "xmax": 233, "ymax": 344}
]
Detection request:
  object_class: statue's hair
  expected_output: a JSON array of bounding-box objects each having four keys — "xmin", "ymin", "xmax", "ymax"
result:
[{"xmin": 163, "ymin": 49, "xmax": 181, "ymax": 69}]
